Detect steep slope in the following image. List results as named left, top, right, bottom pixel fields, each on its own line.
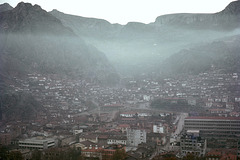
left=161, top=35, right=240, bottom=75
left=218, top=0, right=240, bottom=16
left=50, top=9, right=122, bottom=38
left=0, top=2, right=118, bottom=84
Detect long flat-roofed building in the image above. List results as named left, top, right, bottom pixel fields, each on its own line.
left=19, top=137, right=56, bottom=150
left=184, top=117, right=240, bottom=139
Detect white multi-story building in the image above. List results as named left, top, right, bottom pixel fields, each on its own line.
left=127, top=129, right=146, bottom=147
left=143, top=95, right=151, bottom=101
left=153, top=124, right=164, bottom=133
left=107, top=135, right=127, bottom=145
left=19, top=137, right=56, bottom=150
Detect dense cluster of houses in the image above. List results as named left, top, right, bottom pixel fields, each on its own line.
left=5, top=68, right=240, bottom=122
left=0, top=68, right=240, bottom=159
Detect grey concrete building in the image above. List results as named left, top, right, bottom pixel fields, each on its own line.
left=19, top=137, right=56, bottom=150
left=126, top=129, right=146, bottom=147
left=180, top=130, right=207, bottom=157
left=184, top=116, right=240, bottom=139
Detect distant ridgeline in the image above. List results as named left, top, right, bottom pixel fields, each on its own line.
left=50, top=0, right=240, bottom=75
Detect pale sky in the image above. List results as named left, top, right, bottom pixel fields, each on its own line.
left=1, top=0, right=234, bottom=24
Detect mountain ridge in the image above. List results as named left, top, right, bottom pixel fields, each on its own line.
left=0, top=2, right=119, bottom=85
left=1, top=1, right=240, bottom=77
left=219, top=0, right=240, bottom=15
left=48, top=0, right=240, bottom=75
left=50, top=9, right=123, bottom=38
left=154, top=0, right=240, bottom=30
left=161, top=34, right=240, bottom=75
left=0, top=3, right=13, bottom=13
left=0, top=2, right=75, bottom=35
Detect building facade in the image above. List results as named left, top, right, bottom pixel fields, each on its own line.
left=180, top=130, right=207, bottom=157
left=238, top=138, right=240, bottom=158
left=81, top=145, right=126, bottom=160
left=153, top=124, right=164, bottom=133
left=107, top=135, right=127, bottom=145
left=126, top=129, right=146, bottom=147
left=0, top=133, right=12, bottom=146
left=18, top=137, right=56, bottom=150
left=184, top=117, right=240, bottom=139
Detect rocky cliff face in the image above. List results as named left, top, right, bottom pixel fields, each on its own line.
left=154, top=0, right=240, bottom=29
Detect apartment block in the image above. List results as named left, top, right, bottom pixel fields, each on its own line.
left=180, top=130, right=207, bottom=157
left=126, top=129, right=146, bottom=147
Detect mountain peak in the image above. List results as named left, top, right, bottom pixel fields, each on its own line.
left=0, top=3, right=13, bottom=12
left=50, top=9, right=64, bottom=16
left=16, top=2, right=32, bottom=8
left=0, top=2, right=75, bottom=35
left=13, top=2, right=43, bottom=14
left=51, top=9, right=61, bottom=13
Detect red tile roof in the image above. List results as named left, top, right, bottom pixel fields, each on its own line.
left=220, top=154, right=237, bottom=160
left=118, top=124, right=130, bottom=128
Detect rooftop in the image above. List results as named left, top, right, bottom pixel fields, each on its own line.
left=185, top=116, right=240, bottom=120
left=19, top=137, right=55, bottom=143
